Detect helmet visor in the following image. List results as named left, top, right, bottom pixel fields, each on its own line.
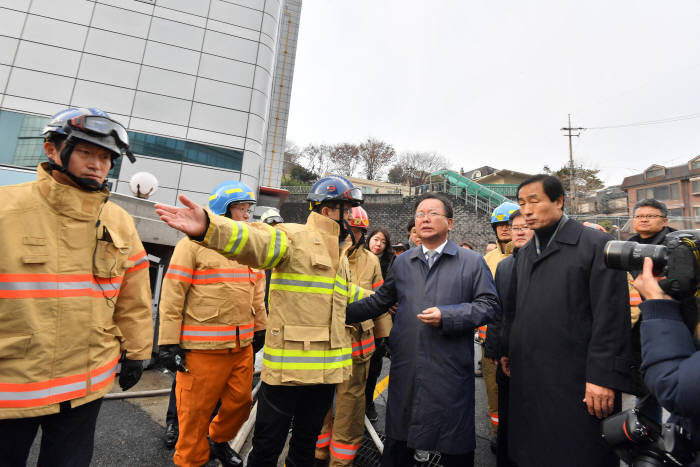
left=67, top=116, right=130, bottom=149
left=343, top=187, right=364, bottom=205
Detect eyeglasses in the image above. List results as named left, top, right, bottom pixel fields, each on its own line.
left=633, top=215, right=665, bottom=219
left=231, top=205, right=254, bottom=214
left=511, top=226, right=530, bottom=232
left=415, top=211, right=448, bottom=220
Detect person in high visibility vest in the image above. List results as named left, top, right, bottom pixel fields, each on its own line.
left=314, top=206, right=392, bottom=466
left=158, top=181, right=266, bottom=467
left=154, top=175, right=385, bottom=467
left=0, top=107, right=153, bottom=467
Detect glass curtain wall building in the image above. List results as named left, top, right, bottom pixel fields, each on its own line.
left=0, top=0, right=302, bottom=204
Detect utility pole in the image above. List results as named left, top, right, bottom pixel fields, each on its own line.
left=560, top=114, right=584, bottom=214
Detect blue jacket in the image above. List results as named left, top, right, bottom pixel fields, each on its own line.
left=347, top=240, right=500, bottom=454
left=640, top=298, right=700, bottom=458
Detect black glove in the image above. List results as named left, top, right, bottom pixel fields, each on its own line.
left=119, top=358, right=144, bottom=391
left=374, top=338, right=387, bottom=358
left=159, top=344, right=185, bottom=373
left=252, top=330, right=266, bottom=354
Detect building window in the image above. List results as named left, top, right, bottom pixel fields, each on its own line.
left=645, top=167, right=664, bottom=179
left=669, top=208, right=683, bottom=217
left=0, top=110, right=243, bottom=173
left=692, top=179, right=700, bottom=194
left=636, top=184, right=679, bottom=201
left=694, top=207, right=700, bottom=221
left=692, top=159, right=700, bottom=170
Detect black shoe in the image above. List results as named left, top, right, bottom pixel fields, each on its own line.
left=366, top=402, right=379, bottom=423
left=313, top=458, right=329, bottom=467
left=490, top=439, right=498, bottom=454
left=165, top=423, right=178, bottom=450
left=208, top=437, right=243, bottom=467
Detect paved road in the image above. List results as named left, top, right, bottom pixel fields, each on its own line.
left=28, top=345, right=497, bottom=466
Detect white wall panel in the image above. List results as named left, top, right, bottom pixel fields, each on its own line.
left=178, top=164, right=240, bottom=193
left=249, top=89, right=268, bottom=118
left=154, top=5, right=207, bottom=28
left=0, top=0, right=30, bottom=10
left=207, top=19, right=259, bottom=42
left=71, top=80, right=135, bottom=115
left=30, top=0, right=94, bottom=25
left=0, top=64, right=10, bottom=92
left=85, top=29, right=146, bottom=63
left=189, top=102, right=248, bottom=136
left=13, top=42, right=81, bottom=77
left=143, top=41, right=200, bottom=75
left=241, top=149, right=261, bottom=176
left=148, top=17, right=204, bottom=50
left=176, top=189, right=211, bottom=208
left=210, top=1, right=262, bottom=30
left=132, top=91, right=191, bottom=126
left=6, top=69, right=73, bottom=104
left=138, top=66, right=196, bottom=100
left=22, top=15, right=88, bottom=51
left=264, top=0, right=281, bottom=18
left=0, top=8, right=25, bottom=37
left=156, top=0, right=210, bottom=17
left=193, top=78, right=251, bottom=111
left=2, top=95, right=65, bottom=116
left=78, top=54, right=140, bottom=88
left=256, top=42, right=273, bottom=73
left=187, top=127, right=245, bottom=150
left=261, top=12, right=277, bottom=39
left=244, top=138, right=262, bottom=156
left=198, top=54, right=254, bottom=87
left=128, top=117, right=187, bottom=139
left=253, top=66, right=272, bottom=93
left=0, top=36, right=18, bottom=65
left=92, top=3, right=151, bottom=38
left=94, top=0, right=154, bottom=15
left=233, top=0, right=265, bottom=11
left=240, top=174, right=258, bottom=192
left=202, top=30, right=258, bottom=64
left=246, top=113, right=264, bottom=142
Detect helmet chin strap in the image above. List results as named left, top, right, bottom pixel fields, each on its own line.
left=50, top=138, right=108, bottom=192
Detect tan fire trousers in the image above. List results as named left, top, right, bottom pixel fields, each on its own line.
left=315, top=358, right=371, bottom=465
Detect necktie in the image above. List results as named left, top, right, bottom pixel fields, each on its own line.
left=426, top=250, right=438, bottom=268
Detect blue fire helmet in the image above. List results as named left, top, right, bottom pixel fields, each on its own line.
left=209, top=181, right=256, bottom=215
left=306, top=175, right=363, bottom=207
left=42, top=107, right=134, bottom=163
left=491, top=201, right=520, bottom=224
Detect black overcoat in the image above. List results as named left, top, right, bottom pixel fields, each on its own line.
left=347, top=240, right=500, bottom=454
left=508, top=219, right=633, bottom=467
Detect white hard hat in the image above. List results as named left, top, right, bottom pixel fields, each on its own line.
left=260, top=207, right=283, bottom=225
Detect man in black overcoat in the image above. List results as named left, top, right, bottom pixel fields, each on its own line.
left=508, top=175, right=633, bottom=467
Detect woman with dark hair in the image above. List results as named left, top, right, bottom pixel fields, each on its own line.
left=366, top=228, right=395, bottom=279
left=364, top=227, right=395, bottom=422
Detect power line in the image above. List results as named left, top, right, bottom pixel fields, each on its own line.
left=585, top=112, right=700, bottom=130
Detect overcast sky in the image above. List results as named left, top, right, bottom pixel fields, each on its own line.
left=285, top=0, right=700, bottom=186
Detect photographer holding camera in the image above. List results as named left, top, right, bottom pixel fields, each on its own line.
left=633, top=256, right=700, bottom=465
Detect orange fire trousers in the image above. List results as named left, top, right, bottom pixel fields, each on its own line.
left=173, top=346, right=253, bottom=467
left=315, top=358, right=371, bottom=466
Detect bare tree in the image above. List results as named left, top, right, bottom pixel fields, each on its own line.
left=358, top=138, right=396, bottom=180
left=398, top=151, right=449, bottom=185
left=330, top=143, right=360, bottom=177
left=298, top=144, right=334, bottom=178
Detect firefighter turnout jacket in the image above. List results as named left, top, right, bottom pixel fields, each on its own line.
left=158, top=237, right=266, bottom=349
left=197, top=210, right=372, bottom=386
left=346, top=246, right=392, bottom=362
left=0, top=163, right=153, bottom=419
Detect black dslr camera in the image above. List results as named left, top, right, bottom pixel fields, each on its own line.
left=605, top=230, right=700, bottom=300
left=605, top=230, right=700, bottom=345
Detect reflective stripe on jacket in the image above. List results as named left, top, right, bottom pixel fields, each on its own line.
left=0, top=163, right=153, bottom=419
left=198, top=211, right=372, bottom=385
left=158, top=237, right=265, bottom=350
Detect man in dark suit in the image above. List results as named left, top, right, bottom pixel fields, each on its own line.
left=347, top=193, right=500, bottom=467
left=507, top=175, right=633, bottom=467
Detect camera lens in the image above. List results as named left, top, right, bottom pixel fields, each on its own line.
left=604, top=241, right=667, bottom=273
